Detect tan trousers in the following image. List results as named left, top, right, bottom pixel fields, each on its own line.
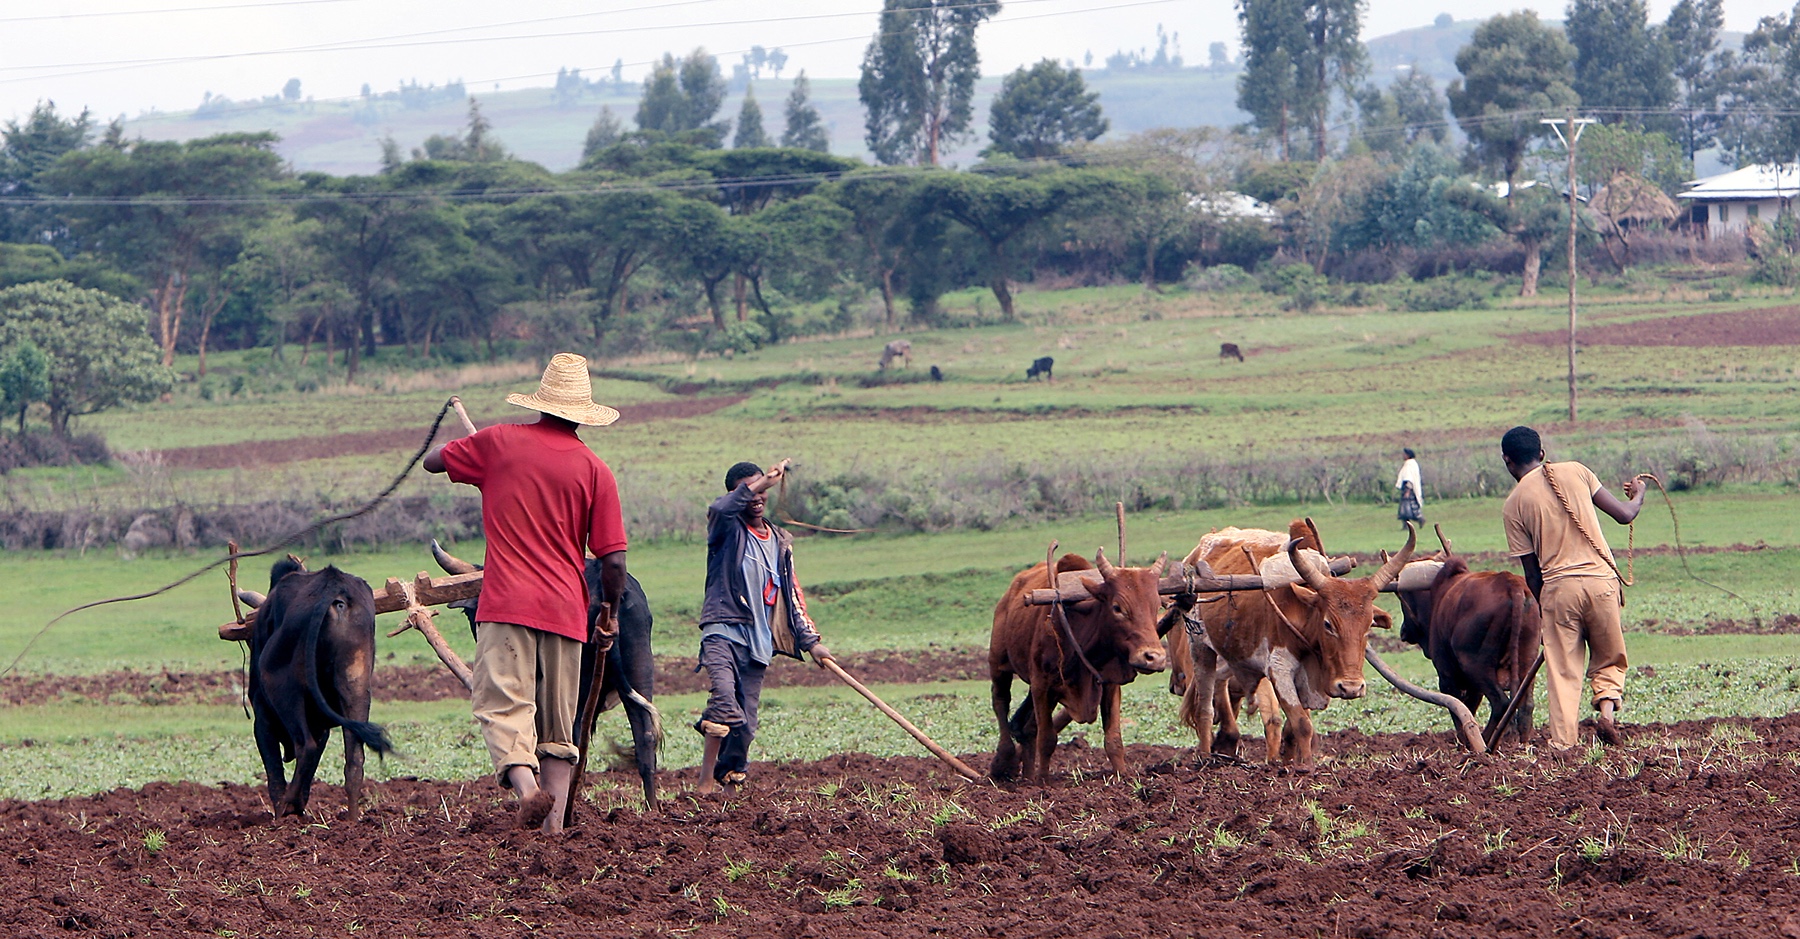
left=472, top=622, right=582, bottom=786
left=1539, top=578, right=1627, bottom=749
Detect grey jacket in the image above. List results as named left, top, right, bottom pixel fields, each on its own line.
left=698, top=483, right=821, bottom=659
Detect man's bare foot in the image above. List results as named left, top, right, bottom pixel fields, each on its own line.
left=517, top=789, right=556, bottom=830
left=1595, top=701, right=1624, bottom=745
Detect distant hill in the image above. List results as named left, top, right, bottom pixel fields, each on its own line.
left=122, top=17, right=1742, bottom=175
left=124, top=68, right=1249, bottom=176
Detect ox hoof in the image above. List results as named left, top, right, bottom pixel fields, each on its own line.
left=516, top=790, right=555, bottom=830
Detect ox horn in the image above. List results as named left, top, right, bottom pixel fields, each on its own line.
left=1434, top=523, right=1454, bottom=558
left=1287, top=538, right=1334, bottom=592
left=432, top=539, right=480, bottom=575
left=1095, top=546, right=1118, bottom=580
left=1150, top=550, right=1168, bottom=578
left=1370, top=522, right=1418, bottom=592
left=237, top=589, right=266, bottom=609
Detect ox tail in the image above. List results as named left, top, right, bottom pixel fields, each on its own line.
left=300, top=595, right=393, bottom=757
left=610, top=648, right=664, bottom=752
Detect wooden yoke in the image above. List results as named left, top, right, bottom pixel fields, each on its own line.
left=385, top=573, right=475, bottom=691
left=218, top=569, right=486, bottom=641
left=1022, top=555, right=1358, bottom=605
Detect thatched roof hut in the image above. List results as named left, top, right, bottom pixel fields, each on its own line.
left=1589, top=172, right=1680, bottom=229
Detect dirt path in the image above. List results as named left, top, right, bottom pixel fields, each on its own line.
left=5, top=715, right=1800, bottom=937
left=155, top=395, right=746, bottom=470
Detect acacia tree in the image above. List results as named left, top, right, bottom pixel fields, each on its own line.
left=0, top=280, right=173, bottom=436
left=985, top=60, right=1108, bottom=159
left=859, top=0, right=1000, bottom=166
left=920, top=168, right=1097, bottom=320
left=44, top=132, right=285, bottom=367
left=825, top=169, right=929, bottom=323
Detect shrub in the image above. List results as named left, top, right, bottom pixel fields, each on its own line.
left=1400, top=278, right=1491, bottom=312
left=1753, top=253, right=1800, bottom=289
left=1181, top=263, right=1254, bottom=292
left=0, top=431, right=109, bottom=473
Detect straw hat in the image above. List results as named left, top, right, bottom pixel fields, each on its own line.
left=505, top=353, right=620, bottom=426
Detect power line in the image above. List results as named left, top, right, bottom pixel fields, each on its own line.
left=0, top=0, right=359, bottom=23
left=0, top=0, right=1054, bottom=81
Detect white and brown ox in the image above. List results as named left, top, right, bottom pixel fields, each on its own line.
left=1177, top=519, right=1414, bottom=769
left=989, top=549, right=1168, bottom=782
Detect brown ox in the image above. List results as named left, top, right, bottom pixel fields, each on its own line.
left=1395, top=556, right=1541, bottom=745
left=1177, top=520, right=1414, bottom=768
left=1166, top=622, right=1279, bottom=760
left=990, top=549, right=1167, bottom=781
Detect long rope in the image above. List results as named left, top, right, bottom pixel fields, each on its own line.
left=1542, top=464, right=1748, bottom=611
left=0, top=398, right=455, bottom=678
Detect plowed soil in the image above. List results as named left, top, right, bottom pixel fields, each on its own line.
left=1512, top=305, right=1800, bottom=347
left=7, top=716, right=1800, bottom=938
left=157, top=395, right=745, bottom=470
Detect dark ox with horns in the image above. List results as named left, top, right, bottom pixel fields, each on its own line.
left=1177, top=520, right=1415, bottom=769
left=242, top=557, right=392, bottom=820
left=989, top=548, right=1169, bottom=782
left=431, top=541, right=664, bottom=806
left=1394, top=544, right=1541, bottom=746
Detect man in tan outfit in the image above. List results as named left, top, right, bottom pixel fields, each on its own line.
left=1500, top=426, right=1645, bottom=750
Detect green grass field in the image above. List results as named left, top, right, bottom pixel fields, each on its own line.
left=2, top=278, right=1798, bottom=800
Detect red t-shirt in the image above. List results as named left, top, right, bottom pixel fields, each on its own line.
left=440, top=421, right=628, bottom=641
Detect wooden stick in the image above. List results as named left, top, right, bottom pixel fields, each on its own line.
left=226, top=540, right=246, bottom=627
left=1115, top=502, right=1126, bottom=566
left=821, top=658, right=982, bottom=781
left=567, top=602, right=612, bottom=829
left=449, top=395, right=478, bottom=436
left=382, top=577, right=474, bottom=690
left=1364, top=647, right=1487, bottom=755
left=1486, top=649, right=1544, bottom=751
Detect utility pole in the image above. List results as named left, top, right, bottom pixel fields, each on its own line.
left=1543, top=112, right=1597, bottom=424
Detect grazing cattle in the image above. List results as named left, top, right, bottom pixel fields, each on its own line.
left=929, top=364, right=943, bottom=381
left=1026, top=356, right=1054, bottom=381
left=1177, top=520, right=1415, bottom=768
left=432, top=542, right=664, bottom=806
left=1219, top=343, right=1245, bottom=363
left=1394, top=552, right=1541, bottom=745
left=989, top=549, right=1168, bottom=782
left=248, top=557, right=391, bottom=820
left=879, top=339, right=913, bottom=370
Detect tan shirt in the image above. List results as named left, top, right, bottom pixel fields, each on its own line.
left=1502, top=462, right=1617, bottom=582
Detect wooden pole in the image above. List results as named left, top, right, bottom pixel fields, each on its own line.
left=381, top=576, right=474, bottom=691
left=1115, top=502, right=1126, bottom=566
left=821, top=658, right=982, bottom=781
left=1486, top=650, right=1544, bottom=751
left=449, top=395, right=478, bottom=436
left=566, top=602, right=611, bottom=827
left=1364, top=647, right=1486, bottom=755
left=1566, top=107, right=1580, bottom=424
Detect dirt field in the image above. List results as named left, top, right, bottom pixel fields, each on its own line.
left=1513, top=305, right=1800, bottom=347
left=5, top=716, right=1800, bottom=938
left=157, top=395, right=746, bottom=470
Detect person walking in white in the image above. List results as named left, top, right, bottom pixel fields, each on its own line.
left=1395, top=448, right=1424, bottom=525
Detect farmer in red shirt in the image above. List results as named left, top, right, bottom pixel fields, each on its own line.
left=424, top=353, right=628, bottom=832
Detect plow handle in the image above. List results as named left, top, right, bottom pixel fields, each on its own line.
left=821, top=658, right=983, bottom=782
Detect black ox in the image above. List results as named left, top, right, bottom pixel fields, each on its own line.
left=245, top=557, right=392, bottom=820
left=431, top=541, right=664, bottom=806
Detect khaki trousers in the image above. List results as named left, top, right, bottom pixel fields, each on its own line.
left=472, top=622, right=582, bottom=786
left=1539, top=577, right=1627, bottom=749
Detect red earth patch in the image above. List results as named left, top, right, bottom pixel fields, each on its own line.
left=1511, top=305, right=1800, bottom=347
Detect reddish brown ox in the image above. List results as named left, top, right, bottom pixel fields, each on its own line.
left=1395, top=555, right=1541, bottom=745
left=990, top=549, right=1168, bottom=782
left=1177, top=519, right=1414, bottom=769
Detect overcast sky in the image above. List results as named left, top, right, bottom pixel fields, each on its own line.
left=2, top=0, right=1794, bottom=125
